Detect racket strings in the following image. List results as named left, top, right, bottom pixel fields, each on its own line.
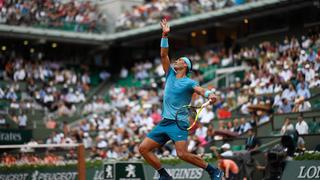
left=175, top=101, right=210, bottom=131
left=188, top=107, right=197, bottom=121
left=176, top=106, right=198, bottom=130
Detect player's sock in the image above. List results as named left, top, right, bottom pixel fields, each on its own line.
left=205, top=164, right=217, bottom=174
left=158, top=168, right=170, bottom=177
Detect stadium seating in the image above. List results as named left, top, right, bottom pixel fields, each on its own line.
left=0, top=4, right=319, bottom=178
left=0, top=0, right=105, bottom=33
left=115, top=0, right=249, bottom=32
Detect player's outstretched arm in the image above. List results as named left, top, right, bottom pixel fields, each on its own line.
left=194, top=86, right=217, bottom=103
left=160, top=19, right=170, bottom=74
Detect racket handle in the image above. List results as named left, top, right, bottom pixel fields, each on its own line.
left=201, top=100, right=211, bottom=108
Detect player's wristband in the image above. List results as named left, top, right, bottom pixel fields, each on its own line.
left=162, top=32, right=168, bottom=37
left=205, top=90, right=212, bottom=98
left=161, top=38, right=169, bottom=48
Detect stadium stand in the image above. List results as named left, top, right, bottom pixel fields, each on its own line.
left=115, top=0, right=248, bottom=32
left=0, top=0, right=319, bottom=179
left=0, top=0, right=106, bottom=33
left=1, top=28, right=319, bottom=160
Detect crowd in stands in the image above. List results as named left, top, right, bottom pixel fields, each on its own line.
left=0, top=139, right=78, bottom=166
left=0, top=0, right=106, bottom=33
left=116, top=0, right=251, bottom=31
left=0, top=50, right=111, bottom=130
left=0, top=151, right=69, bottom=166
left=280, top=116, right=320, bottom=136
left=1, top=28, right=320, bottom=167
left=237, top=35, right=320, bottom=116
left=0, top=0, right=258, bottom=33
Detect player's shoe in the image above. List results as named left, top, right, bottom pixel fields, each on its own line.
left=209, top=168, right=224, bottom=180
left=158, top=175, right=173, bottom=180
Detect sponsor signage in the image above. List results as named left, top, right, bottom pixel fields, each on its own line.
left=106, top=161, right=206, bottom=180
left=31, top=170, right=77, bottom=180
left=0, top=168, right=104, bottom=180
left=0, top=161, right=211, bottom=180
left=0, top=129, right=32, bottom=144
left=115, top=162, right=145, bottom=180
left=104, top=163, right=115, bottom=180
left=281, top=160, right=320, bottom=180
left=152, top=167, right=204, bottom=179
left=144, top=162, right=209, bottom=179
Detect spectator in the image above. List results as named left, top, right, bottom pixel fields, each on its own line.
left=99, top=71, right=111, bottom=81
left=13, top=67, right=26, bottom=81
left=80, top=119, right=90, bottom=132
left=6, top=87, right=17, bottom=100
left=303, top=63, right=315, bottom=83
left=195, top=123, right=208, bottom=139
left=297, top=135, right=306, bottom=152
left=44, top=152, right=58, bottom=165
left=210, top=143, right=234, bottom=159
left=0, top=86, right=5, bottom=99
left=65, top=149, right=77, bottom=160
left=46, top=118, right=57, bottom=129
left=309, top=73, right=320, bottom=88
left=279, top=64, right=292, bottom=82
left=295, top=116, right=309, bottom=135
left=278, top=98, right=292, bottom=114
left=18, top=113, right=27, bottom=129
left=248, top=115, right=257, bottom=130
left=226, top=121, right=233, bottom=131
left=82, top=132, right=93, bottom=149
left=240, top=101, right=251, bottom=115
left=237, top=88, right=249, bottom=105
left=217, top=103, right=232, bottom=119
left=239, top=118, right=251, bottom=134
left=217, top=159, right=240, bottom=180
left=231, top=118, right=240, bottom=134
left=292, top=96, right=311, bottom=112
left=257, top=109, right=270, bottom=125
left=52, top=131, right=63, bottom=144
left=206, top=124, right=216, bottom=142
left=281, top=84, right=297, bottom=103
left=245, top=129, right=260, bottom=151
left=96, top=136, right=108, bottom=149
left=297, top=83, right=311, bottom=99
left=120, top=67, right=129, bottom=79
left=81, top=72, right=91, bottom=89
left=300, top=49, right=309, bottom=62
left=151, top=107, right=162, bottom=125
left=0, top=115, right=6, bottom=127
left=1, top=152, right=17, bottom=166
left=280, top=117, right=294, bottom=135
left=199, top=106, right=214, bottom=124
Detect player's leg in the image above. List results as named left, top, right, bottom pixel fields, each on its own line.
left=166, top=123, right=209, bottom=168
left=138, top=137, right=162, bottom=169
left=175, top=140, right=207, bottom=167
left=175, top=141, right=224, bottom=180
left=139, top=123, right=172, bottom=180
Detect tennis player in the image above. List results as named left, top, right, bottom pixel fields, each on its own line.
left=138, top=19, right=224, bottom=180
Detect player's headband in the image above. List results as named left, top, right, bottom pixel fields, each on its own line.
left=181, top=57, right=192, bottom=72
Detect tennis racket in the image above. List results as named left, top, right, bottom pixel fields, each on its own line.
left=175, top=100, right=211, bottom=131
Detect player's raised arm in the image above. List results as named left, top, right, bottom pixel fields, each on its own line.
left=160, top=19, right=170, bottom=74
